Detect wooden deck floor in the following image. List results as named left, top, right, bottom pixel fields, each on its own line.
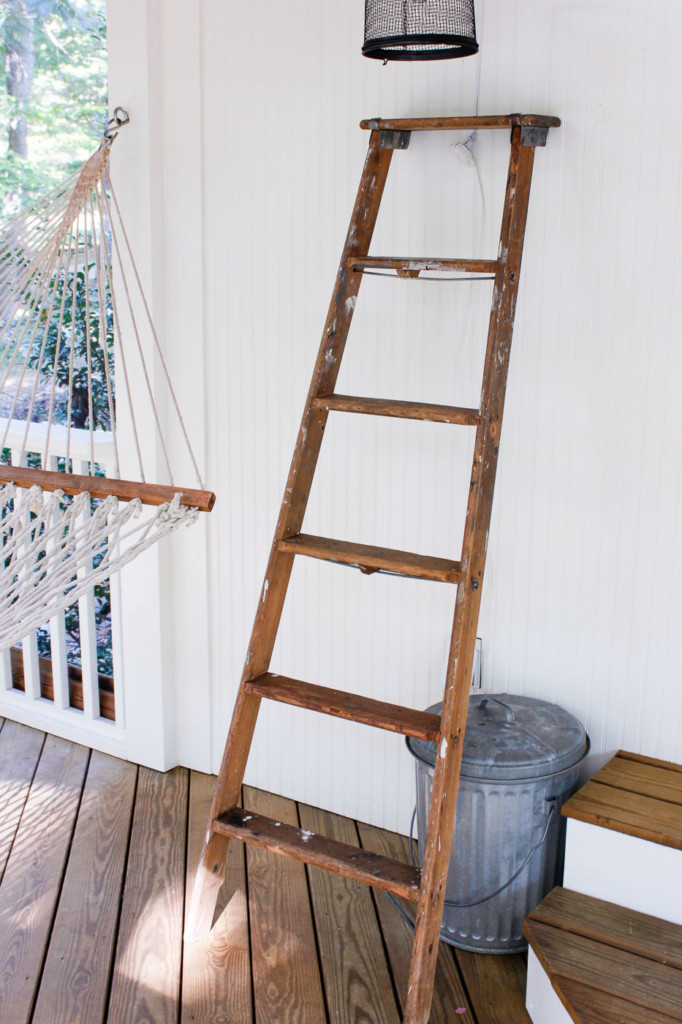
left=0, top=718, right=532, bottom=1024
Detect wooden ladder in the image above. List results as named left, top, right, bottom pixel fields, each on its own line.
left=187, top=112, right=560, bottom=1023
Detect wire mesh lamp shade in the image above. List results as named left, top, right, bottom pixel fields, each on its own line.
left=363, top=0, right=478, bottom=61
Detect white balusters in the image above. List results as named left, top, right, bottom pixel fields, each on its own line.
left=46, top=453, right=70, bottom=710
left=0, top=417, right=123, bottom=750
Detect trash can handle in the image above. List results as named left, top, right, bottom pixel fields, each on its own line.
left=478, top=696, right=516, bottom=724
left=408, top=799, right=557, bottom=908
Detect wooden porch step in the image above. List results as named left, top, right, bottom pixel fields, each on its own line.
left=348, top=255, right=498, bottom=276
left=244, top=672, right=441, bottom=741
left=278, top=533, right=461, bottom=583
left=313, top=394, right=480, bottom=425
left=562, top=749, right=682, bottom=850
left=213, top=807, right=422, bottom=901
left=524, top=887, right=682, bottom=1024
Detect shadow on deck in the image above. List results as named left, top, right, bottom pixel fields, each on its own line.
left=0, top=718, right=531, bottom=1023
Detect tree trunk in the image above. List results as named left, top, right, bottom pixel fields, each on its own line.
left=5, top=0, right=36, bottom=158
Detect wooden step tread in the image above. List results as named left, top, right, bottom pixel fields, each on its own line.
left=526, top=887, right=682, bottom=971
left=313, top=394, right=480, bottom=425
left=244, top=672, right=441, bottom=741
left=524, top=887, right=682, bottom=1023
left=213, top=807, right=422, bottom=901
left=562, top=750, right=682, bottom=849
left=278, top=533, right=461, bottom=583
left=348, top=256, right=498, bottom=276
left=360, top=114, right=562, bottom=132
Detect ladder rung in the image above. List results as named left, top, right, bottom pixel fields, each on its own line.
left=245, top=672, right=441, bottom=741
left=213, top=807, right=422, bottom=901
left=360, top=114, right=561, bottom=132
left=278, top=533, right=461, bottom=583
left=348, top=256, right=498, bottom=276
left=314, top=394, right=480, bottom=426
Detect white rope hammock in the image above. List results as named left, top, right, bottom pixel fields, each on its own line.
left=0, top=109, right=214, bottom=654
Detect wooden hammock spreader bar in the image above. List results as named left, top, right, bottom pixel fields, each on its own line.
left=360, top=113, right=561, bottom=132
left=0, top=464, right=216, bottom=512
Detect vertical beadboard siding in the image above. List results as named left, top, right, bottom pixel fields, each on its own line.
left=109, top=0, right=682, bottom=831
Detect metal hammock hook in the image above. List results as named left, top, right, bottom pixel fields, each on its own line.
left=103, top=107, right=130, bottom=144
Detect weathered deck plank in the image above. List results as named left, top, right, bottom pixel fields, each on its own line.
left=244, top=785, right=327, bottom=1024
left=31, top=752, right=137, bottom=1024
left=0, top=721, right=45, bottom=883
left=0, top=728, right=530, bottom=1024
left=0, top=735, right=90, bottom=1024
left=300, top=802, right=401, bottom=1024
left=356, top=820, right=474, bottom=1022
left=107, top=766, right=188, bottom=1024
left=456, top=948, right=532, bottom=1024
left=181, top=771, right=252, bottom=1024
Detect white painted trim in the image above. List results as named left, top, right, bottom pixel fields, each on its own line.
left=525, top=949, right=574, bottom=1024
left=0, top=690, right=126, bottom=757
left=563, top=818, right=682, bottom=926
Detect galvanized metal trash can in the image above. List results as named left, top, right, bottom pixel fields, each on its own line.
left=407, top=693, right=589, bottom=954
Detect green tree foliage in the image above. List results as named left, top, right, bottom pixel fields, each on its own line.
left=26, top=263, right=115, bottom=430
left=0, top=0, right=111, bottom=674
left=0, top=0, right=107, bottom=216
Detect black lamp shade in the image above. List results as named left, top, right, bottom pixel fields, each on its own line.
left=363, top=0, right=478, bottom=61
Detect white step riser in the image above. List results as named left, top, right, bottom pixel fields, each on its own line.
left=563, top=817, right=682, bottom=926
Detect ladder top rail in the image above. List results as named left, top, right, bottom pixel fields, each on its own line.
left=360, top=113, right=561, bottom=132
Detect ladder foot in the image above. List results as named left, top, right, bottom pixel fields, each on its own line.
left=184, top=832, right=229, bottom=942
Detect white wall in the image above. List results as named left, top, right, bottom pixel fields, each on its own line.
left=108, top=0, right=682, bottom=833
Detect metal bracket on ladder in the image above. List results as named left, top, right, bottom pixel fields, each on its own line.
left=186, top=112, right=560, bottom=1024
left=379, top=128, right=411, bottom=150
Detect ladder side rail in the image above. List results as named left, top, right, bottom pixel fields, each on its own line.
left=405, top=126, right=540, bottom=1024
left=185, top=131, right=396, bottom=941
left=243, top=131, right=396, bottom=677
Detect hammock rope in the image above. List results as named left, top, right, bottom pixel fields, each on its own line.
left=0, top=107, right=214, bottom=655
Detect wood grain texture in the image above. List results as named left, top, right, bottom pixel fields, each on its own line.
left=0, top=721, right=45, bottom=883
left=404, top=124, right=544, bottom=1024
left=356, top=821, right=474, bottom=1023
left=181, top=772, right=252, bottom=1024
left=244, top=786, right=327, bottom=1024
left=617, top=750, right=682, bottom=775
left=590, top=752, right=682, bottom=805
left=300, top=803, right=400, bottom=1024
left=558, top=978, right=680, bottom=1024
left=107, top=767, right=188, bottom=1024
left=216, top=805, right=421, bottom=900
left=31, top=752, right=137, bottom=1024
left=360, top=114, right=561, bottom=131
left=278, top=533, right=461, bottom=583
left=525, top=919, right=682, bottom=1017
left=245, top=673, right=441, bottom=741
left=0, top=735, right=89, bottom=1024
left=347, top=256, right=498, bottom=275
left=456, top=949, right=531, bottom=1024
left=313, top=394, right=480, bottom=426
left=0, top=464, right=215, bottom=511
left=527, top=887, right=682, bottom=970
left=561, top=778, right=682, bottom=849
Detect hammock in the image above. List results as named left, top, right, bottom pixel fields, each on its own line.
left=0, top=109, right=214, bottom=652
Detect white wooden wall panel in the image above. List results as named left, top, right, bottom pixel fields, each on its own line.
left=108, top=0, right=682, bottom=832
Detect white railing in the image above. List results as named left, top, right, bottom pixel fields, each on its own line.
left=0, top=417, right=126, bottom=753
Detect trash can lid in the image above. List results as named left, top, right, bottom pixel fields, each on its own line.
left=407, top=693, right=588, bottom=780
